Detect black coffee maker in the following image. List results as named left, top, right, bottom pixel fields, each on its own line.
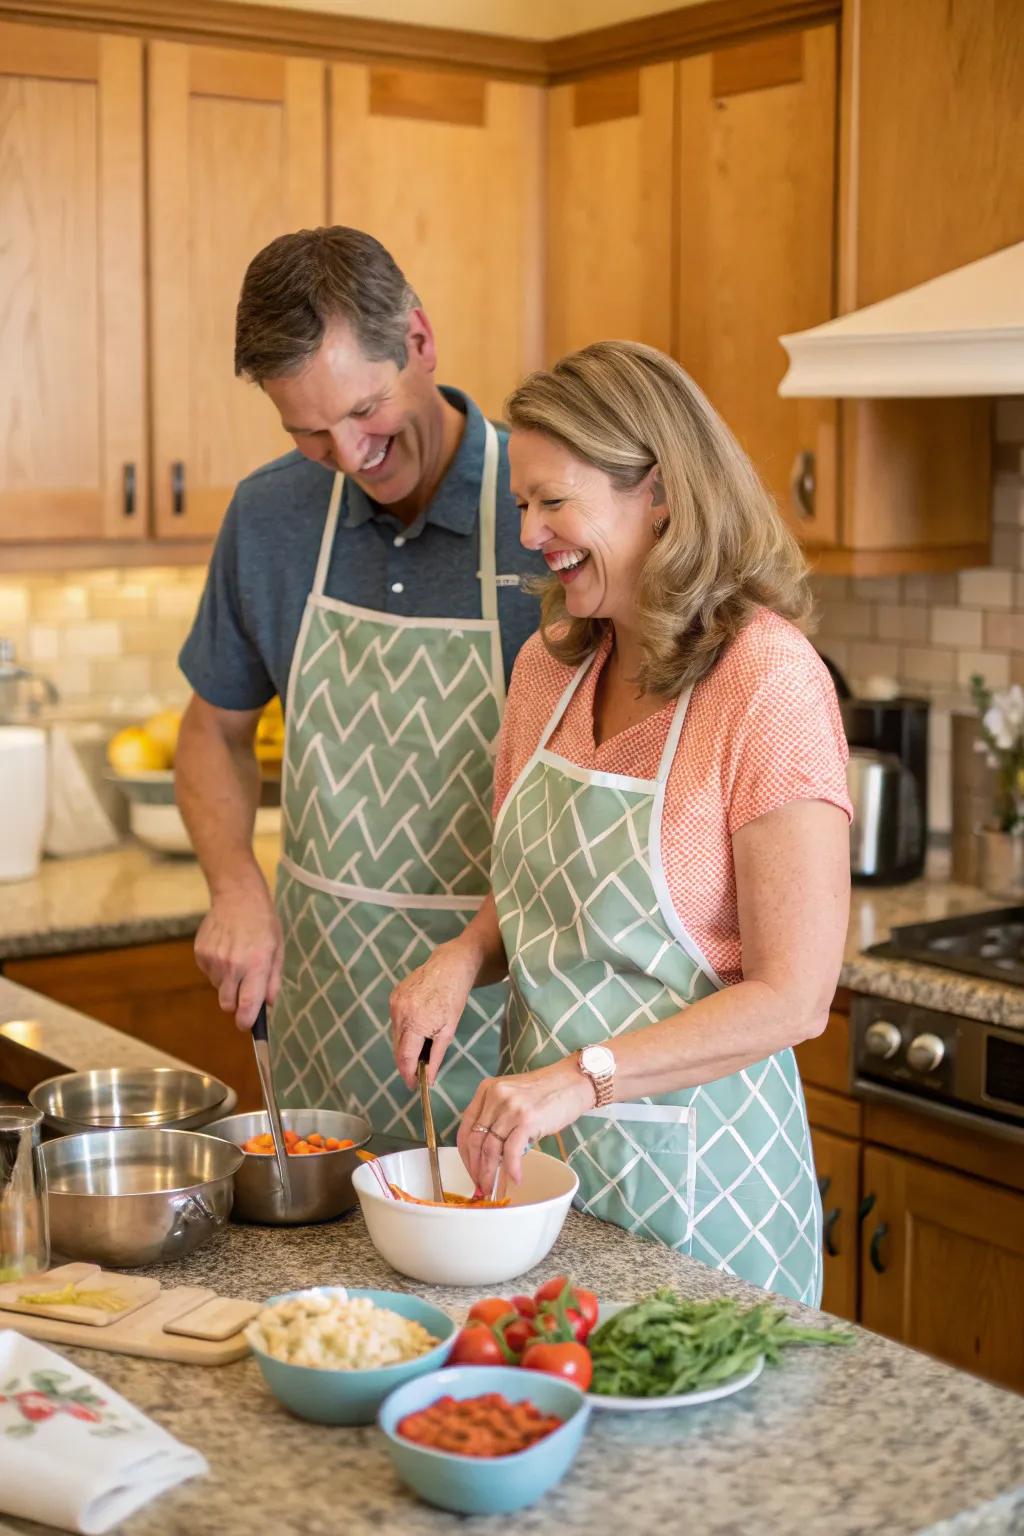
left=820, top=657, right=930, bottom=885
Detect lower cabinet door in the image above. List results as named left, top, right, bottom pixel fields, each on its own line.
left=809, top=1126, right=860, bottom=1321
left=860, top=1146, right=1024, bottom=1393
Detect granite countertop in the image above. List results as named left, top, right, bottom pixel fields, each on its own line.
left=2, top=1213, right=1023, bottom=1536
left=2, top=838, right=1023, bottom=1029
left=0, top=978, right=192, bottom=1096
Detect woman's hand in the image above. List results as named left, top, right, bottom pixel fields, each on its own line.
left=390, top=939, right=481, bottom=1089
left=458, top=1058, right=595, bottom=1192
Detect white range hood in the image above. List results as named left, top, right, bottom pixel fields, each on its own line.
left=779, top=240, right=1024, bottom=399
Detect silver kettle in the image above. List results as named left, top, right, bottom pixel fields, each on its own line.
left=847, top=747, right=923, bottom=884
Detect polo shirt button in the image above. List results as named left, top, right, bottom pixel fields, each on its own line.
left=393, top=535, right=405, bottom=547
left=391, top=582, right=404, bottom=594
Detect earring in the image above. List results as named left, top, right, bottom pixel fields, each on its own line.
left=652, top=517, right=669, bottom=539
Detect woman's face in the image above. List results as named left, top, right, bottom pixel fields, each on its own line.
left=510, top=430, right=658, bottom=629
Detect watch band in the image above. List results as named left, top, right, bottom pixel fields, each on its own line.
left=578, top=1047, right=615, bottom=1108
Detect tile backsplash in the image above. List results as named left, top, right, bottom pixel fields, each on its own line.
left=0, top=566, right=206, bottom=716
left=812, top=399, right=1024, bottom=836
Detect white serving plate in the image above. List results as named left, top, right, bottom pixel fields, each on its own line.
left=586, top=1302, right=765, bottom=1412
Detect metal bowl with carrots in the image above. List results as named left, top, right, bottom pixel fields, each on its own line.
left=208, top=1108, right=371, bottom=1225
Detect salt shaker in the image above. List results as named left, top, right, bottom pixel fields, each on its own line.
left=0, top=1105, right=49, bottom=1283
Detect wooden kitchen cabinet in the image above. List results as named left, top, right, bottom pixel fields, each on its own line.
left=816, top=0, right=1024, bottom=574
left=0, top=21, right=146, bottom=544
left=330, top=63, right=544, bottom=422
left=859, top=1146, right=1024, bottom=1394
left=4, top=941, right=262, bottom=1113
left=148, top=42, right=326, bottom=540
left=810, top=1126, right=860, bottom=1322
left=677, top=26, right=839, bottom=544
left=545, top=65, right=674, bottom=362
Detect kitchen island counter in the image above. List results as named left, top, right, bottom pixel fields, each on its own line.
left=2, top=1209, right=1022, bottom=1536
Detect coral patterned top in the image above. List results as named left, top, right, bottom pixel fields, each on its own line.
left=493, top=607, right=852, bottom=986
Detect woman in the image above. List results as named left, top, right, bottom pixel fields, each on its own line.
left=389, top=341, right=851, bottom=1304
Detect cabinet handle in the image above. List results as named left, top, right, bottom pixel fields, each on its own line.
left=869, top=1221, right=889, bottom=1274
left=857, top=1192, right=876, bottom=1223
left=122, top=462, right=136, bottom=518
left=171, top=461, right=186, bottom=516
left=790, top=450, right=816, bottom=521
left=823, top=1206, right=841, bottom=1259
left=817, top=1174, right=831, bottom=1200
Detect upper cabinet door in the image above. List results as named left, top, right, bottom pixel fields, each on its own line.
left=546, top=65, right=675, bottom=361
left=677, top=27, right=838, bottom=544
left=149, top=44, right=326, bottom=540
left=0, top=22, right=145, bottom=544
left=329, top=65, right=544, bottom=422
left=847, top=0, right=1024, bottom=308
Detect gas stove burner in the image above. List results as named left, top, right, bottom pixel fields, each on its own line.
left=868, top=906, right=1024, bottom=986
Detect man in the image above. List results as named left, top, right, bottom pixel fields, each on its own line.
left=175, top=226, right=544, bottom=1145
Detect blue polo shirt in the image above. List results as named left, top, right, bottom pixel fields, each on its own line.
left=179, top=388, right=546, bottom=709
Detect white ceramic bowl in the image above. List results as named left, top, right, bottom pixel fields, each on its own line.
left=352, top=1147, right=578, bottom=1287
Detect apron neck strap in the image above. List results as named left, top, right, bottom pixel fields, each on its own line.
left=656, top=684, right=693, bottom=783
left=477, top=420, right=500, bottom=624
left=312, top=472, right=345, bottom=599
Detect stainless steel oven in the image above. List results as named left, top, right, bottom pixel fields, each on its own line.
left=850, top=993, right=1024, bottom=1143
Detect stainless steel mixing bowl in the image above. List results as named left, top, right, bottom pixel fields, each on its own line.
left=208, top=1109, right=371, bottom=1225
left=30, top=1067, right=237, bottom=1135
left=41, top=1128, right=243, bottom=1267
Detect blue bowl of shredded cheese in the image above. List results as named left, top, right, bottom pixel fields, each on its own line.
left=246, top=1286, right=456, bottom=1425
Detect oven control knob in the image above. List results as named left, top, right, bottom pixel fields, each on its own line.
left=908, top=1038, right=951, bottom=1075
left=907, top=1032, right=945, bottom=1074
left=864, top=1020, right=901, bottom=1060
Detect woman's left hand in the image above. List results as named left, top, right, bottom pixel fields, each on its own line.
left=457, top=1058, right=595, bottom=1193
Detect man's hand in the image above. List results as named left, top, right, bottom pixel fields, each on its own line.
left=194, top=878, right=284, bottom=1030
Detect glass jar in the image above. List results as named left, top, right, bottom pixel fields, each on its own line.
left=0, top=1105, right=49, bottom=1283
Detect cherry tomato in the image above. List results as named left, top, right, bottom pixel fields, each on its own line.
left=467, top=1297, right=515, bottom=1328
left=521, top=1340, right=593, bottom=1391
left=532, top=1308, right=588, bottom=1345
left=534, top=1276, right=599, bottom=1339
left=449, top=1324, right=505, bottom=1368
left=503, top=1316, right=537, bottom=1356
left=511, top=1294, right=538, bottom=1319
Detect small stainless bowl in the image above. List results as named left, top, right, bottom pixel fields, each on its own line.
left=30, top=1068, right=237, bottom=1135
left=41, top=1128, right=243, bottom=1267
left=208, top=1109, right=371, bottom=1225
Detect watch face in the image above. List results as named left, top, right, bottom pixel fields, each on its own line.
left=582, top=1045, right=615, bottom=1077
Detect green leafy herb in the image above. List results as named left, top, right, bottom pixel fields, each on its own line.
left=588, top=1288, right=852, bottom=1398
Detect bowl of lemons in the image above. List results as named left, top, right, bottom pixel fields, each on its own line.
left=107, top=701, right=283, bottom=853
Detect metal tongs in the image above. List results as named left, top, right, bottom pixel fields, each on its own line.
left=417, top=1039, right=445, bottom=1204
left=251, top=1003, right=291, bottom=1204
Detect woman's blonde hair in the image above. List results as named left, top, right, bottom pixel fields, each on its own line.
left=504, top=340, right=814, bottom=697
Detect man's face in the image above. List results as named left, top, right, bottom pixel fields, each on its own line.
left=262, top=311, right=439, bottom=505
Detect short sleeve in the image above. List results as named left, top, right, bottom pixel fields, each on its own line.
left=178, top=499, right=276, bottom=711
left=491, top=634, right=563, bottom=820
left=727, top=654, right=852, bottom=835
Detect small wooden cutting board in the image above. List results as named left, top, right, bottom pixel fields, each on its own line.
left=0, top=1264, right=161, bottom=1327
left=0, top=1284, right=251, bottom=1365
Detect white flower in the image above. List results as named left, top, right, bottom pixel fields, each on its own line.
left=983, top=685, right=1024, bottom=753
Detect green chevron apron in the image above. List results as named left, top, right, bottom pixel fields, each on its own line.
left=492, top=652, right=823, bottom=1305
left=272, top=422, right=507, bottom=1144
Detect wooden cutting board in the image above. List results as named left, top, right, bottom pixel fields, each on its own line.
left=0, top=1274, right=256, bottom=1366
left=0, top=1264, right=161, bottom=1326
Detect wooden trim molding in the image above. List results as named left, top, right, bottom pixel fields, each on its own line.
left=0, top=0, right=841, bottom=83
left=547, top=0, right=840, bottom=82
left=810, top=544, right=992, bottom=578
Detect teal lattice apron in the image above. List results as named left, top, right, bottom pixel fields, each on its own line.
left=492, top=653, right=823, bottom=1304
left=273, top=422, right=507, bottom=1144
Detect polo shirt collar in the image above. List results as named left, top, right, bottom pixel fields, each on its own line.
left=342, top=386, right=486, bottom=538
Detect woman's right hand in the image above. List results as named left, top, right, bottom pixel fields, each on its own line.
left=390, top=939, right=480, bottom=1089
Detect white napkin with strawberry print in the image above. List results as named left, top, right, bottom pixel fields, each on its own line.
left=0, top=1329, right=208, bottom=1534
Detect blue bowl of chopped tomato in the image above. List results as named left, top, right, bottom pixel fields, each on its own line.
left=377, top=1363, right=591, bottom=1514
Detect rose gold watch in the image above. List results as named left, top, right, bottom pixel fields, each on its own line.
left=577, top=1044, right=616, bottom=1108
